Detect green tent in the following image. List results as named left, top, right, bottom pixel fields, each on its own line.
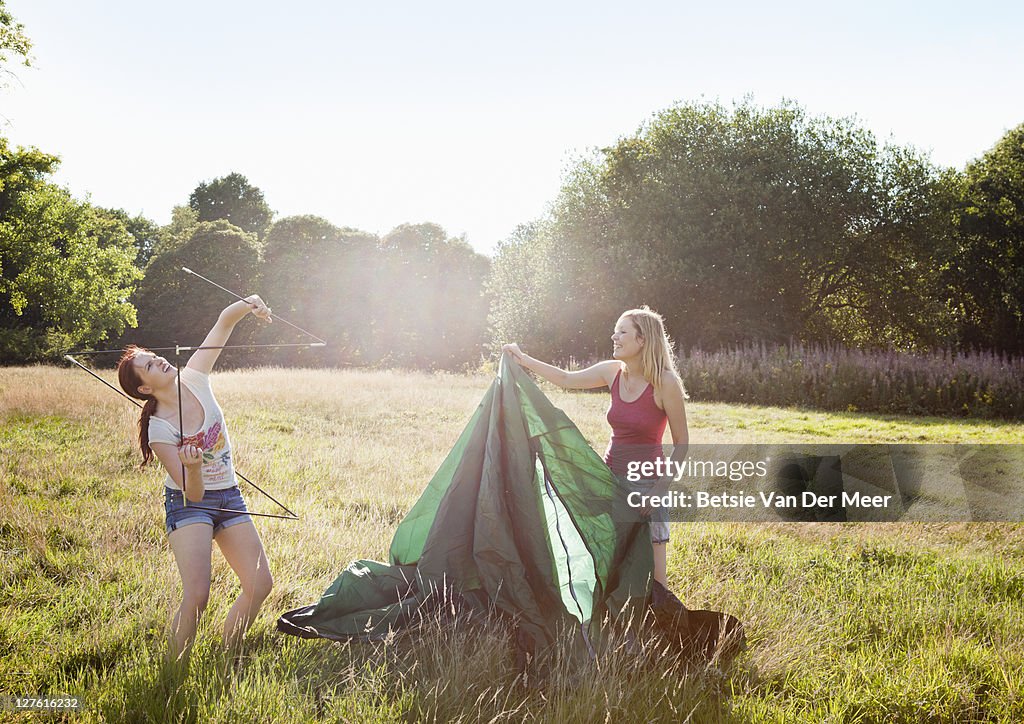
left=278, top=355, right=742, bottom=656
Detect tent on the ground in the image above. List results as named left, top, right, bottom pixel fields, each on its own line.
left=278, top=355, right=743, bottom=659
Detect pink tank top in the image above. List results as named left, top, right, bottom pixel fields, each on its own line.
left=603, top=369, right=668, bottom=477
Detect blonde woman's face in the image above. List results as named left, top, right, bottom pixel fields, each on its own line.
left=611, top=316, right=644, bottom=360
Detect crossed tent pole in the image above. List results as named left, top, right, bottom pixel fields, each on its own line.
left=64, top=267, right=326, bottom=522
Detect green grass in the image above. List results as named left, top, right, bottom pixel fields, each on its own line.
left=1, top=365, right=1022, bottom=722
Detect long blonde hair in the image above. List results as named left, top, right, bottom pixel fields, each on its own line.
left=620, top=306, right=687, bottom=401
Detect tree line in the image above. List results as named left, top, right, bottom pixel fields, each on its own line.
left=2, top=104, right=1022, bottom=369
left=0, top=141, right=493, bottom=368
left=1, top=5, right=1021, bottom=368
left=489, top=102, right=1024, bottom=361
left=128, top=199, right=490, bottom=370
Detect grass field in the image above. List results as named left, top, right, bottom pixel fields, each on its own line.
left=1, top=365, right=1023, bottom=722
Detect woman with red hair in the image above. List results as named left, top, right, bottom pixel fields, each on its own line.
left=117, top=296, right=273, bottom=661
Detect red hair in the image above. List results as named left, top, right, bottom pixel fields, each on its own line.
left=117, top=346, right=158, bottom=467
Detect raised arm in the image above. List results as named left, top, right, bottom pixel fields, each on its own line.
left=502, top=343, right=619, bottom=390
left=187, top=296, right=271, bottom=375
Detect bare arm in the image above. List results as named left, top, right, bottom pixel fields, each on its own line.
left=151, top=442, right=205, bottom=502
left=187, top=295, right=271, bottom=375
left=646, top=373, right=689, bottom=507
left=660, top=372, right=689, bottom=448
left=502, top=344, right=619, bottom=389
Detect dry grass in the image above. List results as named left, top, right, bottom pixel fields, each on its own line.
left=1, top=364, right=1023, bottom=722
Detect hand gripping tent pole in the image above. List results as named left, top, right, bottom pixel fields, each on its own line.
left=63, top=267, right=331, bottom=522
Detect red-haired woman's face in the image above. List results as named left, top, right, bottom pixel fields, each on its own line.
left=611, top=316, right=644, bottom=360
left=129, top=351, right=177, bottom=395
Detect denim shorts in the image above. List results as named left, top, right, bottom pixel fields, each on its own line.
left=164, top=485, right=252, bottom=536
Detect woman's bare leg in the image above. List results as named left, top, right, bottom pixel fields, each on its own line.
left=215, top=522, right=273, bottom=649
left=652, top=542, right=668, bottom=587
left=168, top=524, right=213, bottom=660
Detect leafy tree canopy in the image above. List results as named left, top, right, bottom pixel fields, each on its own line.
left=489, top=100, right=954, bottom=359
left=101, top=208, right=159, bottom=268
left=0, top=139, right=141, bottom=362
left=0, top=0, right=32, bottom=86
left=126, top=220, right=262, bottom=366
left=188, top=172, right=273, bottom=239
left=951, top=122, right=1024, bottom=353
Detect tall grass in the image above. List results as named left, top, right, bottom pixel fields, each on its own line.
left=683, top=343, right=1024, bottom=420
left=1, top=365, right=1023, bottom=722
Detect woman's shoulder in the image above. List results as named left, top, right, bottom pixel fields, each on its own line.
left=659, top=368, right=681, bottom=384
left=147, top=413, right=178, bottom=443
left=658, top=369, right=688, bottom=400
left=181, top=366, right=211, bottom=383
left=180, top=366, right=214, bottom=397
left=598, top=360, right=623, bottom=386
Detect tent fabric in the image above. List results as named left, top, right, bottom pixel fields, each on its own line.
left=277, top=355, right=654, bottom=646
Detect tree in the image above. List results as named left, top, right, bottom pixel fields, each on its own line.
left=259, top=215, right=378, bottom=366
left=101, top=208, right=160, bottom=268
left=145, top=205, right=199, bottom=267
left=188, top=172, right=273, bottom=239
left=488, top=100, right=954, bottom=359
left=950, top=123, right=1024, bottom=354
left=487, top=221, right=578, bottom=362
left=376, top=223, right=490, bottom=369
left=0, top=139, right=141, bottom=362
left=260, top=218, right=490, bottom=369
left=0, top=0, right=32, bottom=87
left=127, top=221, right=261, bottom=367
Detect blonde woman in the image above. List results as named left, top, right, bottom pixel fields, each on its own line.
left=503, top=306, right=688, bottom=587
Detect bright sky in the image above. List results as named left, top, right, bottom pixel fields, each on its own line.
left=3, top=1, right=1022, bottom=255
